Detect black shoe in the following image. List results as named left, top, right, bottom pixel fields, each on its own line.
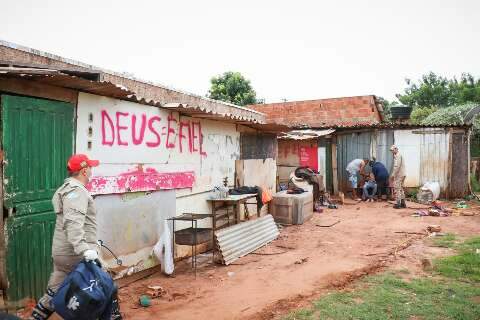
left=393, top=201, right=402, bottom=209
left=401, top=199, right=406, bottom=208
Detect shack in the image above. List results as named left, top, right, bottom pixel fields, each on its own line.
left=249, top=97, right=472, bottom=198
left=0, top=40, right=273, bottom=302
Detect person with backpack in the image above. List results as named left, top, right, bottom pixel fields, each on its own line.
left=31, top=154, right=108, bottom=319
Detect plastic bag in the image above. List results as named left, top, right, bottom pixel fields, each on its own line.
left=153, top=220, right=174, bottom=275
left=422, top=182, right=440, bottom=201
left=262, top=189, right=273, bottom=204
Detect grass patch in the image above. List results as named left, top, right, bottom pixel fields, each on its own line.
left=283, top=309, right=314, bottom=320
left=431, top=233, right=457, bottom=248
left=283, top=237, right=480, bottom=320
left=434, top=237, right=480, bottom=282
left=471, top=175, right=480, bottom=193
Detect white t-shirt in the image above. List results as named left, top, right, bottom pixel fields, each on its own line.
left=346, top=159, right=364, bottom=174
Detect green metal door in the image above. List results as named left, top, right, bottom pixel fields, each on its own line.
left=2, top=94, right=74, bottom=301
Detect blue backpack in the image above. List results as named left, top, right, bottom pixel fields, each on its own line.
left=52, top=260, right=116, bottom=320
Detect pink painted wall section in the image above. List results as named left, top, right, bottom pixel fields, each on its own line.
left=87, top=170, right=195, bottom=195
left=278, top=140, right=319, bottom=169
left=299, top=146, right=318, bottom=171
left=76, top=93, right=240, bottom=195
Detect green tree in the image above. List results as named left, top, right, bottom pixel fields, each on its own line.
left=377, top=97, right=399, bottom=121
left=448, top=73, right=480, bottom=105
left=396, top=72, right=451, bottom=108
left=396, top=72, right=480, bottom=109
left=207, top=71, right=257, bottom=106
left=410, top=106, right=437, bottom=124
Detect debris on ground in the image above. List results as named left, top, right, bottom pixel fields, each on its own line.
left=394, top=231, right=426, bottom=235
left=252, top=249, right=287, bottom=256
left=420, top=258, right=433, bottom=270
left=294, top=257, right=309, bottom=265
left=316, top=220, right=341, bottom=227
left=146, top=285, right=166, bottom=299
left=118, top=201, right=480, bottom=320
left=276, top=244, right=296, bottom=250
left=426, top=225, right=442, bottom=233
left=139, top=295, right=151, bottom=307
left=412, top=201, right=453, bottom=217
left=456, top=201, right=468, bottom=209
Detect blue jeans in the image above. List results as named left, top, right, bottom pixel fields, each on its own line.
left=348, top=172, right=358, bottom=188
left=363, top=181, right=377, bottom=199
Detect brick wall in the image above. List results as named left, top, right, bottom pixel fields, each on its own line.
left=248, top=95, right=382, bottom=128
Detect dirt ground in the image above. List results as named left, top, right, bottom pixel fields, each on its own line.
left=118, top=200, right=480, bottom=320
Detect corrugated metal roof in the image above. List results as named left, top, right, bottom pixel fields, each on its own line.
left=0, top=40, right=264, bottom=116
left=301, top=122, right=472, bottom=130
left=0, top=67, right=265, bottom=124
left=279, top=129, right=335, bottom=140
left=215, top=215, right=279, bottom=265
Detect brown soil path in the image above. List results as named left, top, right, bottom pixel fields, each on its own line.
left=118, top=201, right=480, bottom=320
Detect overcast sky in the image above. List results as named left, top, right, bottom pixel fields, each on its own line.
left=1, top=0, right=479, bottom=103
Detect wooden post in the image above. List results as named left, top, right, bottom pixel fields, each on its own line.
left=446, top=128, right=453, bottom=200
left=332, top=138, right=338, bottom=195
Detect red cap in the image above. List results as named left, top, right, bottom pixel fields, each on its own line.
left=67, top=154, right=100, bottom=172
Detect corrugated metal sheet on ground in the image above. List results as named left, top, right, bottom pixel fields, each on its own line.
left=215, top=215, right=279, bottom=265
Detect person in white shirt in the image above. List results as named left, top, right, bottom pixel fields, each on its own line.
left=346, top=158, right=368, bottom=200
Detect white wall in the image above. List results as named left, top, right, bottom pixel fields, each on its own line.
left=76, top=93, right=239, bottom=196
left=393, top=130, right=421, bottom=187
left=393, top=128, right=450, bottom=191
left=318, top=146, right=326, bottom=177
left=76, top=93, right=241, bottom=272
left=95, top=190, right=175, bottom=274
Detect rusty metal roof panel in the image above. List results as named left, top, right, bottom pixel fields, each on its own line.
left=0, top=68, right=265, bottom=124
left=298, top=123, right=472, bottom=130
left=214, top=215, right=279, bottom=265
left=279, top=128, right=335, bottom=140
left=0, top=68, right=134, bottom=98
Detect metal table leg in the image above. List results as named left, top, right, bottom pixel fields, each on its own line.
left=194, top=220, right=197, bottom=278
left=212, top=204, right=216, bottom=264
left=172, top=220, right=176, bottom=266
left=191, top=219, right=194, bottom=270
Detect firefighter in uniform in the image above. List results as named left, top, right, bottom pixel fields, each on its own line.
left=32, top=154, right=100, bottom=319
left=390, top=145, right=407, bottom=209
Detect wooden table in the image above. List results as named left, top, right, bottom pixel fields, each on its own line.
left=206, top=194, right=259, bottom=232
left=207, top=194, right=259, bottom=263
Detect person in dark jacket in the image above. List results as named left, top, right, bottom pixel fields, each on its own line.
left=370, top=160, right=389, bottom=200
